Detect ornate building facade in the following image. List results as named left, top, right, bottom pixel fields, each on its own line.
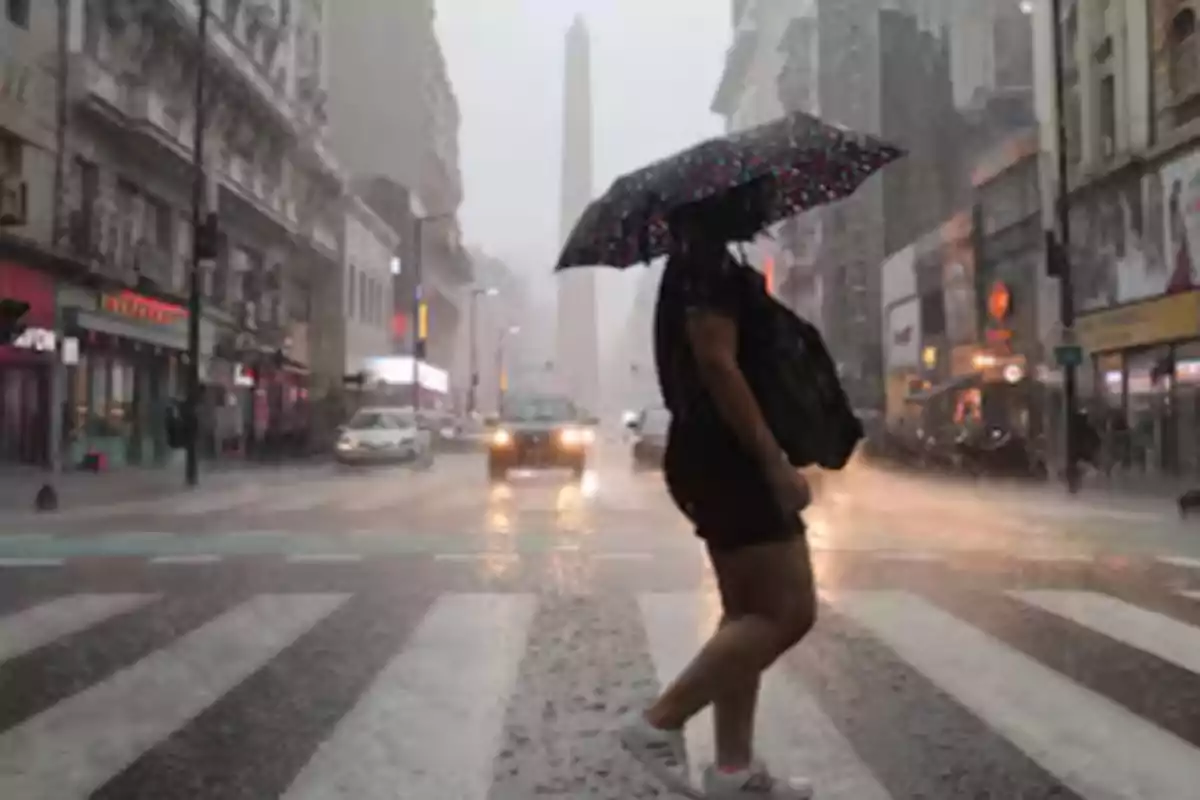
left=0, top=0, right=405, bottom=466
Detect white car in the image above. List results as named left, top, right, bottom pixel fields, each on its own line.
left=335, top=407, right=430, bottom=465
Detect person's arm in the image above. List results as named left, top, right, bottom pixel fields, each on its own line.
left=685, top=309, right=785, bottom=472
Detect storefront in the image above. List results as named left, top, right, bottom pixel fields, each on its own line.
left=61, top=288, right=216, bottom=468
left=0, top=261, right=56, bottom=465
left=1076, top=289, right=1200, bottom=474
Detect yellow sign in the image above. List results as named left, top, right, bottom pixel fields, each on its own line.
left=499, top=369, right=508, bottom=392
left=417, top=302, right=428, bottom=340
left=1077, top=290, right=1200, bottom=353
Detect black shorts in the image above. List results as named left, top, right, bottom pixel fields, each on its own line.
left=663, top=431, right=804, bottom=552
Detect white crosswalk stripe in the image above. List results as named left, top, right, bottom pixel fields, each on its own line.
left=282, top=594, right=534, bottom=800
left=834, top=590, right=1200, bottom=799
left=1012, top=590, right=1200, bottom=676
left=0, top=593, right=347, bottom=799
left=0, top=586, right=1197, bottom=797
left=0, top=594, right=156, bottom=663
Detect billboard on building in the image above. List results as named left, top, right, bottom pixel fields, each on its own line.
left=880, top=244, right=920, bottom=372
left=1069, top=153, right=1200, bottom=313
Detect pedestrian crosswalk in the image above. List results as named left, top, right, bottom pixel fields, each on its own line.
left=1, top=586, right=1199, bottom=798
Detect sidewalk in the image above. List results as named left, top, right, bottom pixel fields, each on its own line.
left=0, top=457, right=332, bottom=515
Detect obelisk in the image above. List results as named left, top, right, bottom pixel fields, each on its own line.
left=555, top=15, right=601, bottom=414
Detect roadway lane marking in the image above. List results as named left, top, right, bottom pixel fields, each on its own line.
left=433, top=553, right=520, bottom=562
left=593, top=552, right=653, bottom=561
left=0, top=594, right=156, bottom=664
left=834, top=590, right=1200, bottom=799
left=285, top=553, right=363, bottom=564
left=1159, top=555, right=1200, bottom=570
left=0, top=593, right=346, bottom=798
left=1018, top=553, right=1093, bottom=563
left=640, top=592, right=891, bottom=798
left=873, top=551, right=944, bottom=562
left=0, top=558, right=63, bottom=567
left=282, top=593, right=534, bottom=800
left=149, top=554, right=222, bottom=565
left=1012, top=590, right=1200, bottom=676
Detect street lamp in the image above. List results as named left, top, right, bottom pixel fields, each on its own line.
left=496, top=325, right=520, bottom=410
left=408, top=209, right=455, bottom=412
left=467, top=286, right=499, bottom=416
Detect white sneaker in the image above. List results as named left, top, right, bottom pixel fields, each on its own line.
left=617, top=711, right=696, bottom=796
left=701, top=761, right=813, bottom=799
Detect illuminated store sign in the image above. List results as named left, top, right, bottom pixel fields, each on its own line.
left=102, top=291, right=186, bottom=325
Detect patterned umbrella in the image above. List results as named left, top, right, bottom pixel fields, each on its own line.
left=555, top=111, right=904, bottom=271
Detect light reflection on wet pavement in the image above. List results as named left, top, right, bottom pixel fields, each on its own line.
left=0, top=446, right=1198, bottom=798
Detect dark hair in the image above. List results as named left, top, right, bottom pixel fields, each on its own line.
left=668, top=179, right=767, bottom=252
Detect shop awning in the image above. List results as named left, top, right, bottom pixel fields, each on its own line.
left=904, top=373, right=979, bottom=405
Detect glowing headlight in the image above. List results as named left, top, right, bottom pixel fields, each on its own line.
left=492, top=429, right=513, bottom=447
left=560, top=427, right=595, bottom=446
left=336, top=437, right=356, bottom=452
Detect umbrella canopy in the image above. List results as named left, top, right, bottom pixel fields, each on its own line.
left=555, top=110, right=904, bottom=271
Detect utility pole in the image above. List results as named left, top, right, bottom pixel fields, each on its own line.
left=185, top=0, right=212, bottom=487
left=408, top=211, right=453, bottom=412
left=410, top=218, right=423, bottom=412
left=1048, top=0, right=1080, bottom=493
left=467, top=285, right=498, bottom=415
left=38, top=0, right=71, bottom=510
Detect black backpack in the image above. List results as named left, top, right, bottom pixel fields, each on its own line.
left=737, top=269, right=864, bottom=470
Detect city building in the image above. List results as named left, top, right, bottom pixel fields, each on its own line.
left=326, top=0, right=471, bottom=390
left=1029, top=0, right=1200, bottom=475
left=309, top=196, right=397, bottom=391
left=711, top=0, right=803, bottom=318
left=555, top=15, right=601, bottom=415
left=460, top=249, right=532, bottom=414
left=1, top=0, right=61, bottom=464
left=0, top=0, right=417, bottom=468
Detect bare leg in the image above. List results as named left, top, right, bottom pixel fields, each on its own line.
left=643, top=537, right=816, bottom=769
left=711, top=616, right=761, bottom=769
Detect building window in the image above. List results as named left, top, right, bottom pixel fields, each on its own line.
left=1098, top=74, right=1116, bottom=158
left=0, top=132, right=21, bottom=176
left=1170, top=8, right=1198, bottom=98
left=6, top=0, right=30, bottom=29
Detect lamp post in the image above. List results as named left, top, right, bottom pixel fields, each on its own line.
left=496, top=325, right=520, bottom=410
left=1029, top=0, right=1080, bottom=493
left=467, top=286, right=499, bottom=416
left=185, top=0, right=213, bottom=487
left=408, top=210, right=454, bottom=412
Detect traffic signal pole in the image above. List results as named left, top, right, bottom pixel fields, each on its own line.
left=410, top=218, right=423, bottom=412
left=185, top=0, right=211, bottom=487
left=1049, top=0, right=1081, bottom=493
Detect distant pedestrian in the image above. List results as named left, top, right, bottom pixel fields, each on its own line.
left=618, top=196, right=816, bottom=799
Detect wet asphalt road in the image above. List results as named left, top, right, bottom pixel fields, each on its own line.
left=1, top=444, right=1199, bottom=798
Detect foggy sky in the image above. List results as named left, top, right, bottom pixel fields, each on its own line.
left=436, top=0, right=729, bottom=357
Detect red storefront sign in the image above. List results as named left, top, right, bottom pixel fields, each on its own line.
left=101, top=290, right=187, bottom=325
left=0, top=262, right=55, bottom=328
left=0, top=262, right=55, bottom=364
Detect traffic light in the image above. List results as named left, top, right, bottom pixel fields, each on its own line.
left=195, top=212, right=219, bottom=261
left=0, top=298, right=30, bottom=346
left=1045, top=231, right=1065, bottom=278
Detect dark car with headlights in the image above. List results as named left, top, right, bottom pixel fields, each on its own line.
left=487, top=393, right=597, bottom=481
left=628, top=406, right=670, bottom=470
